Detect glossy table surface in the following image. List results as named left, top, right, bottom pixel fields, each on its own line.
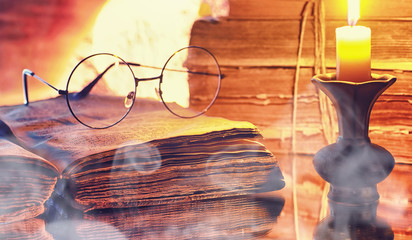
left=1, top=151, right=410, bottom=239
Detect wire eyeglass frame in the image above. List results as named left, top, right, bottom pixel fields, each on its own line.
left=22, top=46, right=222, bottom=129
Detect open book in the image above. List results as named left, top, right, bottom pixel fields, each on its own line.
left=0, top=96, right=284, bottom=223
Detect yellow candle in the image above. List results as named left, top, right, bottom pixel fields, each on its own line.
left=336, top=0, right=371, bottom=82
left=336, top=26, right=371, bottom=82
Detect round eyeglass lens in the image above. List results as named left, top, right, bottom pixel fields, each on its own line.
left=66, top=53, right=136, bottom=129
left=159, top=46, right=221, bottom=118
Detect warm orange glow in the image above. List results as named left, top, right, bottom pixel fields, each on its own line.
left=91, top=0, right=204, bottom=108
left=347, top=0, right=360, bottom=26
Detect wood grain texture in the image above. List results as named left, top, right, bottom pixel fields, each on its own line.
left=190, top=14, right=412, bottom=162
left=228, top=0, right=412, bottom=20
left=191, top=19, right=412, bottom=70
left=204, top=64, right=411, bottom=163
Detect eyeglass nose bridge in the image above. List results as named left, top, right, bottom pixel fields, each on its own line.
left=128, top=74, right=163, bottom=107
left=134, top=75, right=162, bottom=83
left=134, top=75, right=163, bottom=97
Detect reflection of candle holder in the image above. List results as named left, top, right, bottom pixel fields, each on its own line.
left=311, top=73, right=396, bottom=239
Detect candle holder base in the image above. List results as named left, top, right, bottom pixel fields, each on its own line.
left=314, top=215, right=394, bottom=240
left=311, top=73, right=396, bottom=240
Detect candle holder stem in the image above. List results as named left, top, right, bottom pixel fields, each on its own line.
left=311, top=73, right=396, bottom=239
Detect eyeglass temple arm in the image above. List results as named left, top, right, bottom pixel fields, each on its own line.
left=73, top=62, right=135, bottom=100
left=130, top=62, right=222, bottom=77
left=22, top=69, right=67, bottom=105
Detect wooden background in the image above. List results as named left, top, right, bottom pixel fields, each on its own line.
left=190, top=1, right=411, bottom=239
left=189, top=0, right=412, bottom=165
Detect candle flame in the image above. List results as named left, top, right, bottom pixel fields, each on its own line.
left=347, top=0, right=360, bottom=26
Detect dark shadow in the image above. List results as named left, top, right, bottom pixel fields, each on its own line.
left=314, top=215, right=393, bottom=240
left=314, top=199, right=393, bottom=240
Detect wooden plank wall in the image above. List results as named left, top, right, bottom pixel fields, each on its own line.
left=190, top=0, right=412, bottom=164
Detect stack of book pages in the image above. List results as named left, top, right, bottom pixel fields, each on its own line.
left=0, top=96, right=285, bottom=224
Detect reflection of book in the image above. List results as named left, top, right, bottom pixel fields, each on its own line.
left=0, top=217, right=52, bottom=239
left=0, top=96, right=284, bottom=223
left=47, top=195, right=284, bottom=240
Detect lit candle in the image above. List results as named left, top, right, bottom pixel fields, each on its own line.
left=336, top=0, right=371, bottom=82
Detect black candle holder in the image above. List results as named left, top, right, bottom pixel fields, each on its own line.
left=311, top=73, right=396, bottom=239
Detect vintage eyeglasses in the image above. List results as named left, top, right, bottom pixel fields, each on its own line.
left=23, top=46, right=222, bottom=129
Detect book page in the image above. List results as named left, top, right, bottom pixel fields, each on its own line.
left=0, top=139, right=59, bottom=223
left=0, top=96, right=258, bottom=171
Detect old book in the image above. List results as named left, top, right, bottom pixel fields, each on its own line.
left=0, top=96, right=284, bottom=223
